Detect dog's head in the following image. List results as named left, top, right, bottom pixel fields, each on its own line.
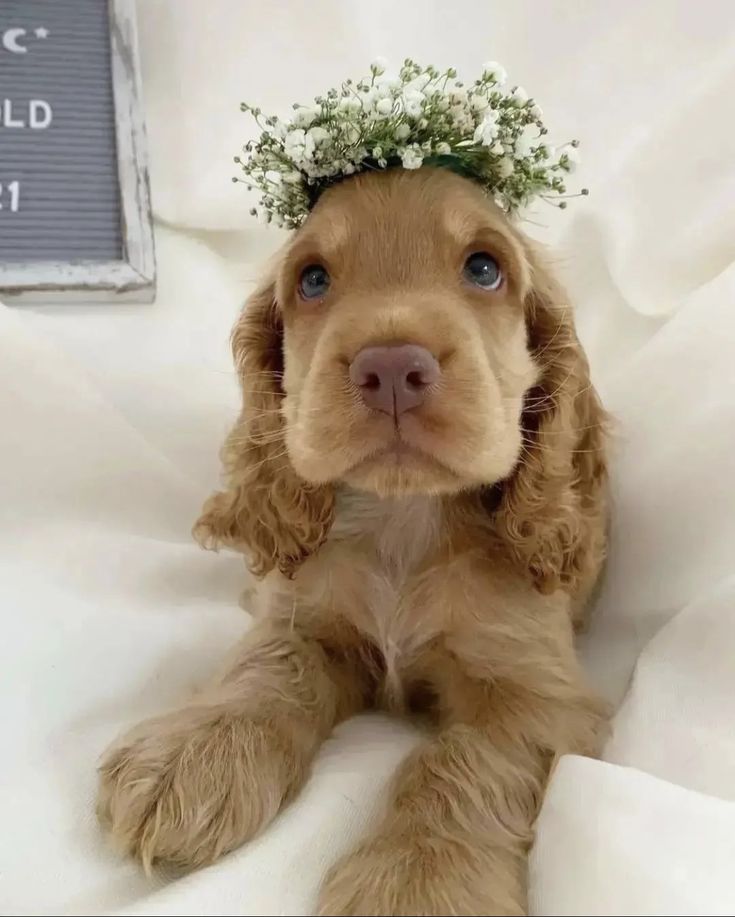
left=280, top=168, right=536, bottom=496
left=197, top=167, right=607, bottom=592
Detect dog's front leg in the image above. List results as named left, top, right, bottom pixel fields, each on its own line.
left=98, top=619, right=368, bottom=872
left=318, top=633, right=606, bottom=916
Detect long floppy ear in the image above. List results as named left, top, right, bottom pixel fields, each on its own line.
left=193, top=273, right=334, bottom=578
left=494, top=243, right=609, bottom=607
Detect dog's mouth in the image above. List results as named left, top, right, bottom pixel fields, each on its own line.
left=289, top=394, right=488, bottom=493
left=378, top=437, right=433, bottom=465
left=346, top=428, right=460, bottom=479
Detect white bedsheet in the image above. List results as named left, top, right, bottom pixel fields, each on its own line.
left=2, top=1, right=734, bottom=914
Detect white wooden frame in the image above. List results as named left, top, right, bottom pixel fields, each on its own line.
left=0, top=0, right=155, bottom=304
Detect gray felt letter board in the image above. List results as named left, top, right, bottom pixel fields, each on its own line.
left=0, top=0, right=155, bottom=303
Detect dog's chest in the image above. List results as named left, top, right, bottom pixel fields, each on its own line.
left=324, top=491, right=447, bottom=692
left=332, top=489, right=440, bottom=580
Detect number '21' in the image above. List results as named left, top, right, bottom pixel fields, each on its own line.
left=0, top=181, right=20, bottom=212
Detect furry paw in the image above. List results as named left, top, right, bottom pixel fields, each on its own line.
left=317, top=834, right=525, bottom=916
left=98, top=703, right=297, bottom=871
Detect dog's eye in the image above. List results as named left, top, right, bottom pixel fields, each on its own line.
left=298, top=264, right=330, bottom=300
left=463, top=252, right=503, bottom=291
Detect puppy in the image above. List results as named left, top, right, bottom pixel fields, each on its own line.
left=98, top=167, right=609, bottom=916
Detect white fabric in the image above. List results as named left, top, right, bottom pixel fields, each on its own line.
left=1, top=1, right=735, bottom=914
left=531, top=757, right=735, bottom=917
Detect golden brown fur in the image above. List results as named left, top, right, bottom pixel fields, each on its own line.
left=98, top=168, right=609, bottom=915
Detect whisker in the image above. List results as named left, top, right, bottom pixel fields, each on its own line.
left=524, top=364, right=577, bottom=409
left=518, top=422, right=603, bottom=437
left=206, top=369, right=285, bottom=378
left=237, top=390, right=287, bottom=397
left=237, top=449, right=292, bottom=474
left=520, top=436, right=603, bottom=455
left=532, top=309, right=568, bottom=364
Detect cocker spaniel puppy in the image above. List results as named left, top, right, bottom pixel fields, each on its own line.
left=98, top=167, right=609, bottom=916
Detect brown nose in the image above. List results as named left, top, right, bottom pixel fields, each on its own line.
left=349, top=344, right=440, bottom=416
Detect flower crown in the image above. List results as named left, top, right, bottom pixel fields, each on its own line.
left=235, top=58, right=587, bottom=229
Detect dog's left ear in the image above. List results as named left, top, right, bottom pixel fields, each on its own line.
left=194, top=267, right=334, bottom=578
left=495, top=241, right=609, bottom=606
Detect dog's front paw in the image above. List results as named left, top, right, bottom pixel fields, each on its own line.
left=317, top=834, right=525, bottom=916
left=98, top=704, right=295, bottom=871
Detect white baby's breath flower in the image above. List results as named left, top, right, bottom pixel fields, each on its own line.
left=497, top=157, right=514, bottom=178
left=474, top=112, right=499, bottom=146
left=401, top=90, right=424, bottom=118
left=302, top=134, right=316, bottom=161
left=482, top=61, right=507, bottom=85
left=307, top=126, right=330, bottom=146
left=236, top=56, right=585, bottom=228
left=370, top=56, right=388, bottom=76
left=401, top=146, right=423, bottom=169
left=376, top=74, right=401, bottom=93
left=562, top=145, right=581, bottom=173
left=284, top=128, right=308, bottom=160
left=514, top=124, right=539, bottom=158
left=405, top=74, right=431, bottom=93
left=339, top=96, right=361, bottom=113
left=451, top=109, right=474, bottom=133
left=449, top=88, right=468, bottom=107
left=292, top=106, right=319, bottom=128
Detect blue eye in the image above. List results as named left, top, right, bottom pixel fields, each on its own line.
left=298, top=264, right=330, bottom=299
left=463, top=252, right=503, bottom=290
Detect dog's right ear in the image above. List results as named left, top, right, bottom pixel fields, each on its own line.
left=493, top=241, right=609, bottom=607
left=193, top=272, right=334, bottom=578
